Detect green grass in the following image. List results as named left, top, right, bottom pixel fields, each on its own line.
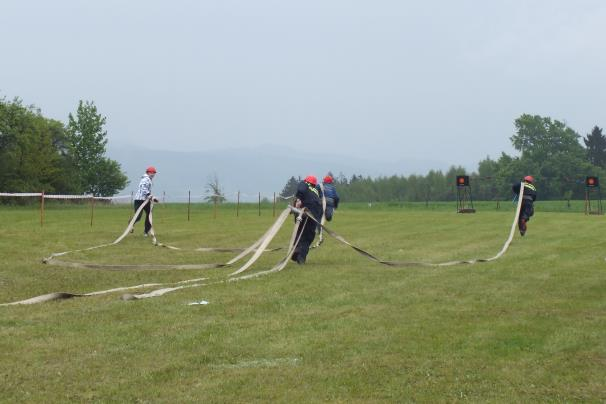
left=1, top=202, right=605, bottom=402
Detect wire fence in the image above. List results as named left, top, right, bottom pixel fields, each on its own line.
left=1, top=189, right=598, bottom=229
left=0, top=191, right=294, bottom=227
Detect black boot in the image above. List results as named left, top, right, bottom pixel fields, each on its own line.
left=519, top=219, right=526, bottom=236
left=291, top=251, right=299, bottom=263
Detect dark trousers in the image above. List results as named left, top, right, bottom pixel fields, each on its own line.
left=518, top=201, right=534, bottom=231
left=324, top=206, right=334, bottom=221
left=292, top=217, right=317, bottom=264
left=133, top=200, right=152, bottom=233
left=519, top=201, right=534, bottom=222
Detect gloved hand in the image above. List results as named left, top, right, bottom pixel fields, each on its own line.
left=152, top=197, right=159, bottom=203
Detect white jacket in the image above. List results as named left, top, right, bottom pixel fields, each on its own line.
left=134, top=174, right=153, bottom=201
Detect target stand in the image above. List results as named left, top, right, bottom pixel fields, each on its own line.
left=584, top=176, right=603, bottom=215
left=456, top=175, right=476, bottom=213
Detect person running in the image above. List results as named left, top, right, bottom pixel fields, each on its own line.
left=319, top=173, right=340, bottom=222
left=132, top=166, right=159, bottom=236
left=512, top=175, right=537, bottom=236
left=291, top=175, right=322, bottom=264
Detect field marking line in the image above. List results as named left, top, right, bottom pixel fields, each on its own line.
left=210, top=357, right=302, bottom=369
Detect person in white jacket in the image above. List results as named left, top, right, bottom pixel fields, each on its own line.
left=132, top=166, right=158, bottom=236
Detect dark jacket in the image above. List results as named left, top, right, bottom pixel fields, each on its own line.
left=296, top=181, right=322, bottom=219
left=319, top=183, right=340, bottom=208
left=512, top=181, right=537, bottom=201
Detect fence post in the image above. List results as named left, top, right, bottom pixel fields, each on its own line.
left=90, top=196, right=95, bottom=227
left=214, top=197, right=217, bottom=219
left=273, top=192, right=276, bottom=217
left=187, top=190, right=191, bottom=221
left=237, top=191, right=240, bottom=217
left=163, top=191, right=166, bottom=203
left=258, top=192, right=261, bottom=216
left=129, top=191, right=134, bottom=221
left=40, top=191, right=45, bottom=227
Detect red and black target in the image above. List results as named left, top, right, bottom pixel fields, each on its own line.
left=586, top=176, right=600, bottom=187
left=456, top=175, right=469, bottom=187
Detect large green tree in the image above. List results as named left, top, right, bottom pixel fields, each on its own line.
left=583, top=126, right=606, bottom=168
left=510, top=114, right=597, bottom=199
left=490, top=115, right=588, bottom=199
left=0, top=98, right=74, bottom=193
left=66, top=100, right=127, bottom=195
left=511, top=114, right=584, bottom=160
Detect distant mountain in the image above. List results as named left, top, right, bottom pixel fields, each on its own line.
left=107, top=143, right=460, bottom=202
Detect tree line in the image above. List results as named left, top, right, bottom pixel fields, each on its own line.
left=0, top=97, right=127, bottom=197
left=3, top=97, right=604, bottom=202
left=281, top=115, right=606, bottom=202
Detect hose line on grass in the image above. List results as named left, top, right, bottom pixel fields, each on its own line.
left=115, top=189, right=525, bottom=303
left=295, top=183, right=525, bottom=267
left=2, top=185, right=524, bottom=306
left=42, top=197, right=280, bottom=271
left=1, top=208, right=298, bottom=306
left=121, top=210, right=306, bottom=301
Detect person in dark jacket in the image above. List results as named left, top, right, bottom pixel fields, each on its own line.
left=291, top=175, right=323, bottom=264
left=318, top=174, right=340, bottom=221
left=512, top=175, right=537, bottom=236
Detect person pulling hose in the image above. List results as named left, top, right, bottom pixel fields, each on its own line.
left=512, top=175, right=537, bottom=236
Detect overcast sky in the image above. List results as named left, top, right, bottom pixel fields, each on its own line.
left=2, top=0, right=605, bottom=169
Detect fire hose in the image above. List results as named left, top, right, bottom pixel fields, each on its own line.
left=1, top=185, right=524, bottom=305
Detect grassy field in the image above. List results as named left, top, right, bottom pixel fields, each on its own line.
left=1, top=201, right=605, bottom=402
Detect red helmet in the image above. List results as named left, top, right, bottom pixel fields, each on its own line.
left=323, top=175, right=333, bottom=184
left=146, top=166, right=157, bottom=174
left=304, top=175, right=317, bottom=186
left=524, top=175, right=534, bottom=183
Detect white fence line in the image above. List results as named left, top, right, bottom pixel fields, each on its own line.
left=0, top=193, right=43, bottom=197
left=0, top=193, right=131, bottom=201
left=1, top=192, right=294, bottom=203
left=1, top=191, right=296, bottom=227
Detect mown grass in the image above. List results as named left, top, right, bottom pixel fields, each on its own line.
left=1, top=201, right=605, bottom=402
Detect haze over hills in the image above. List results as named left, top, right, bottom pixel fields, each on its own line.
left=107, top=142, right=471, bottom=202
